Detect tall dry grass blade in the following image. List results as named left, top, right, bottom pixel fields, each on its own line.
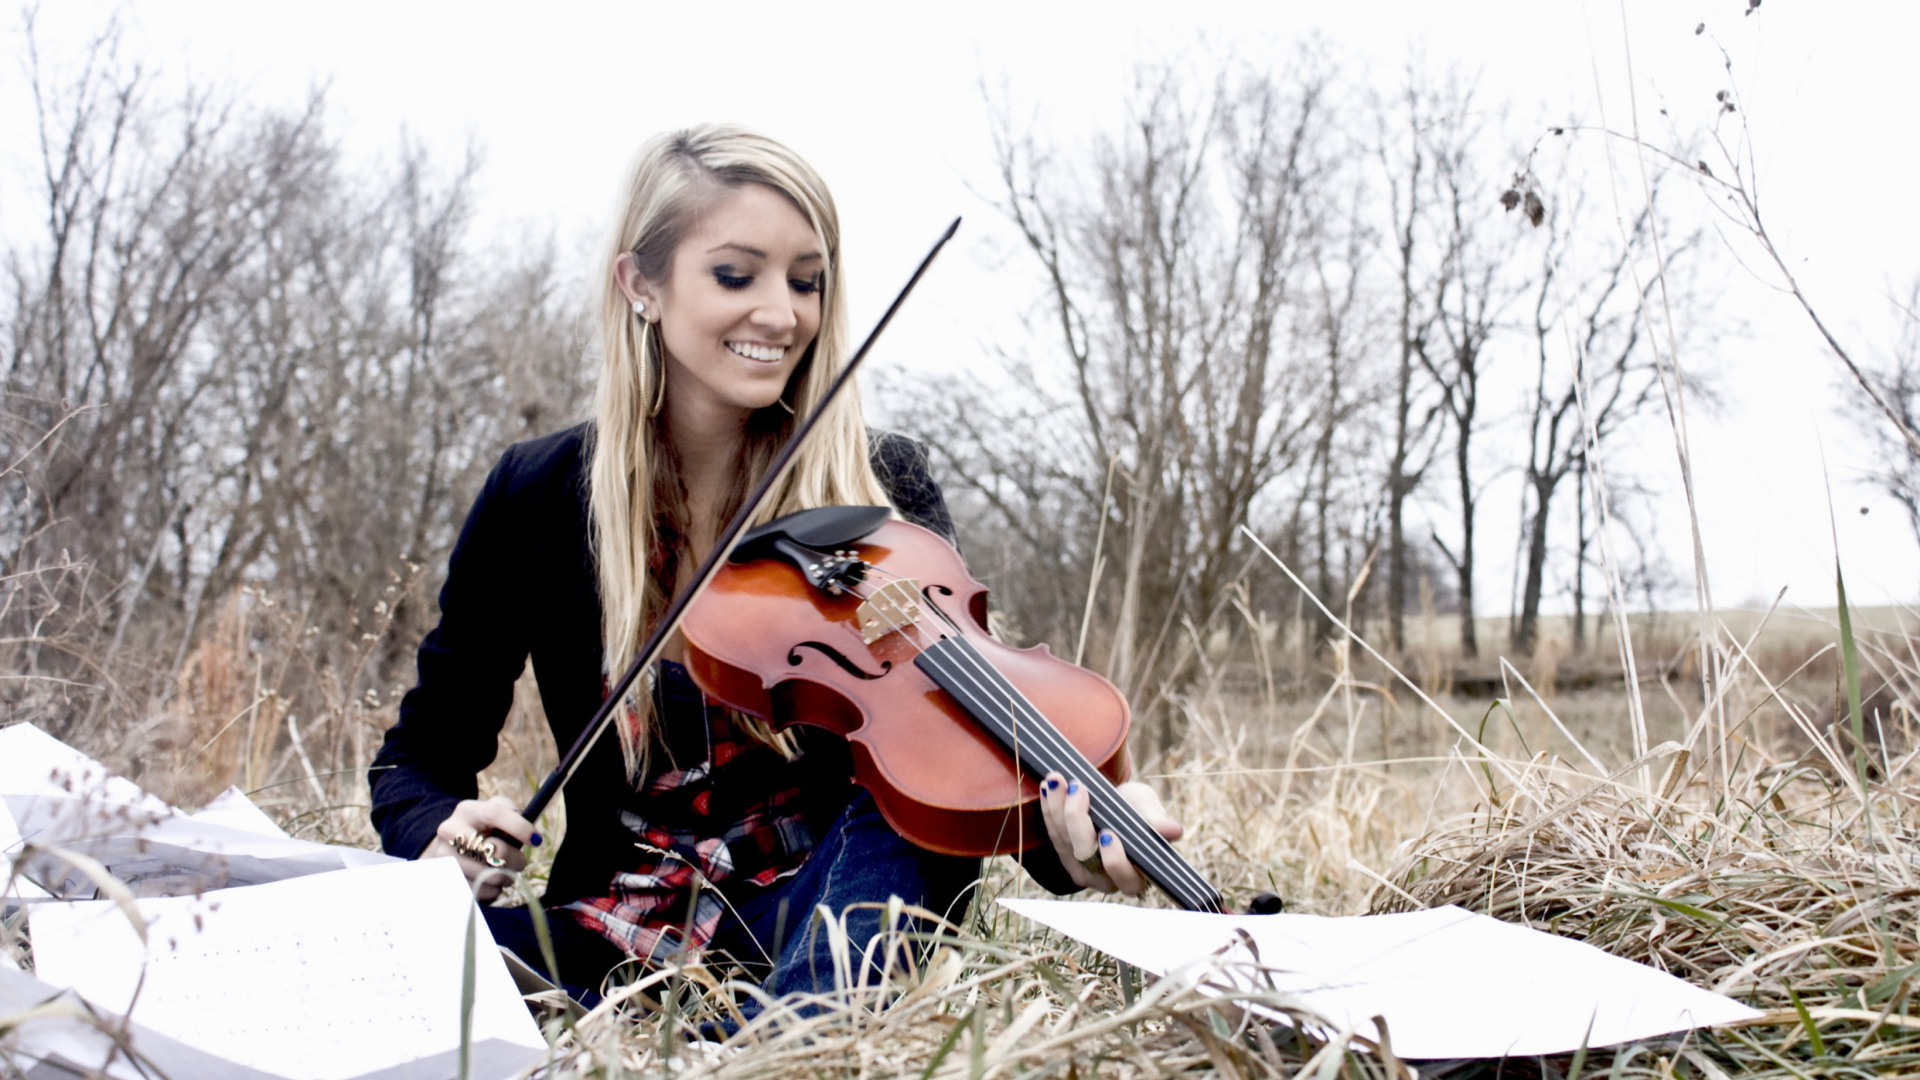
left=1238, top=525, right=1513, bottom=778
left=1228, top=586, right=1278, bottom=714
left=1598, top=1, right=1724, bottom=792
left=1835, top=565, right=1871, bottom=801
left=459, top=891, right=478, bottom=1080
left=515, top=873, right=568, bottom=1028
left=21, top=845, right=146, bottom=945
left=285, top=711, right=327, bottom=803
left=1075, top=452, right=1121, bottom=668
left=1497, top=656, right=1609, bottom=777
left=1542, top=106, right=1654, bottom=787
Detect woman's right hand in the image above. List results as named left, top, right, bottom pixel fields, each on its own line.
left=422, top=796, right=533, bottom=902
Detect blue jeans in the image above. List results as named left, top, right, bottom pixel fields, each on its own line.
left=485, top=791, right=979, bottom=1007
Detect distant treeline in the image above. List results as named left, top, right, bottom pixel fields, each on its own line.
left=901, top=52, right=1712, bottom=739
left=3, top=33, right=1821, bottom=754
left=1, top=30, right=586, bottom=746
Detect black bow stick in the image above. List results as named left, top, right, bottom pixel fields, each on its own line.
left=497, top=216, right=962, bottom=843
left=482, top=215, right=1282, bottom=916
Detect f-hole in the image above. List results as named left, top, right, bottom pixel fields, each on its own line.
left=787, top=641, right=891, bottom=680
left=922, top=582, right=992, bottom=636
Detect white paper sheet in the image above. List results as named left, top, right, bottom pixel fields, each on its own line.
left=0, top=965, right=291, bottom=1079
left=191, top=786, right=294, bottom=837
left=1001, top=898, right=1762, bottom=1059
left=0, top=723, right=398, bottom=898
left=30, top=858, right=547, bottom=1080
left=0, top=723, right=164, bottom=815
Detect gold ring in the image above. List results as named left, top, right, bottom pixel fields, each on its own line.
left=453, top=831, right=506, bottom=869
left=1079, top=852, right=1105, bottom=876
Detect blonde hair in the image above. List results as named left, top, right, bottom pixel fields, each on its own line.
left=590, top=124, right=893, bottom=776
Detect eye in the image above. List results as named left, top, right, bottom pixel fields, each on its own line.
left=712, top=268, right=751, bottom=290
left=789, top=275, right=823, bottom=296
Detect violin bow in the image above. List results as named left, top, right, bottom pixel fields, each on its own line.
left=505, top=216, right=963, bottom=836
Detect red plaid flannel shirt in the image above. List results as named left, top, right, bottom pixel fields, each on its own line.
left=565, top=665, right=826, bottom=963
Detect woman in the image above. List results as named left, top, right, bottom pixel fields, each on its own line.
left=370, top=125, right=1180, bottom=1005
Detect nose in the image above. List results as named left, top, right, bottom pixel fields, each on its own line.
left=750, top=281, right=799, bottom=336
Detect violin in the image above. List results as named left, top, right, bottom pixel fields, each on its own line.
left=681, top=505, right=1227, bottom=914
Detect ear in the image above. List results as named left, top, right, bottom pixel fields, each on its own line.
left=613, top=252, right=662, bottom=320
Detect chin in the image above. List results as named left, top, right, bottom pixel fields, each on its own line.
left=738, top=383, right=795, bottom=413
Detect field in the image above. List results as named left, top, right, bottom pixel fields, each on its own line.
left=6, top=6, right=1917, bottom=1073
left=17, top=588, right=1914, bottom=1080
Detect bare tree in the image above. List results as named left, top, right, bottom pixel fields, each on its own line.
left=1510, top=175, right=1700, bottom=656
left=1412, top=86, right=1518, bottom=660
left=1, top=24, right=586, bottom=762
left=913, top=60, right=1333, bottom=735
left=1373, top=72, right=1450, bottom=655
left=1857, top=283, right=1920, bottom=545
left=1297, top=190, right=1384, bottom=648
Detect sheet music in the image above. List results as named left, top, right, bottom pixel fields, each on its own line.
left=32, top=858, right=546, bottom=1080
left=0, top=723, right=398, bottom=899
left=190, top=786, right=294, bottom=837
left=0, top=965, right=290, bottom=1080
left=1001, top=898, right=1762, bottom=1058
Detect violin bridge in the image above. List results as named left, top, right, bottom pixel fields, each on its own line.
left=856, top=578, right=923, bottom=644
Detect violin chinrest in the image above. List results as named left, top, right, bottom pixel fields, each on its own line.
left=732, top=505, right=893, bottom=563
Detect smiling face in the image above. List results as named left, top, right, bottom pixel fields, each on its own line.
left=622, top=183, right=825, bottom=422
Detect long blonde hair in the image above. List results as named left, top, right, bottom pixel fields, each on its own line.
left=590, top=124, right=893, bottom=776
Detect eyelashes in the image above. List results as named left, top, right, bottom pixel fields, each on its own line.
left=710, top=267, right=825, bottom=296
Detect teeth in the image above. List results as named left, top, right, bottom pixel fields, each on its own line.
left=728, top=341, right=786, bottom=362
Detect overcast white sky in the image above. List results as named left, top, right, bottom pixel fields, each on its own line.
left=7, top=1, right=1917, bottom=620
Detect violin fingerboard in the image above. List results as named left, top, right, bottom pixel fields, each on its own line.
left=915, top=638, right=1225, bottom=913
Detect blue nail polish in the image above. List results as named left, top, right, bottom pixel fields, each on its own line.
left=1100, top=831, right=1113, bottom=846
left=1046, top=778, right=1060, bottom=791
left=1066, top=781, right=1080, bottom=795
left=530, top=832, right=544, bottom=847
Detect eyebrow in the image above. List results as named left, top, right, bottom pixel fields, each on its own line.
left=706, top=242, right=824, bottom=263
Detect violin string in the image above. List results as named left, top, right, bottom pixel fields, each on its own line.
left=836, top=568, right=957, bottom=648
left=860, top=571, right=1208, bottom=897
left=833, top=562, right=1217, bottom=907
left=854, top=571, right=1215, bottom=905
left=919, top=642, right=1215, bottom=909
left=917, top=639, right=1216, bottom=906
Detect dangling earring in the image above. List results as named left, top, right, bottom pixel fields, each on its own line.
left=648, top=346, right=666, bottom=418
left=633, top=297, right=666, bottom=418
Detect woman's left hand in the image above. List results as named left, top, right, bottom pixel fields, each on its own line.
left=1037, top=771, right=1183, bottom=896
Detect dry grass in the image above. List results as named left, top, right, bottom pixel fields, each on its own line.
left=1372, top=747, right=1920, bottom=1074
left=521, top=728, right=1474, bottom=1080
left=5, top=572, right=1917, bottom=1080
left=530, top=914, right=1411, bottom=1080
left=510, top=620, right=1920, bottom=1080
left=519, top=705, right=1917, bottom=1080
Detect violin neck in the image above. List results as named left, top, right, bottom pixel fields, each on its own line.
left=914, top=637, right=1226, bottom=914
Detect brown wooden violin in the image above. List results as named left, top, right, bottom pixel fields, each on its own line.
left=681, top=505, right=1226, bottom=913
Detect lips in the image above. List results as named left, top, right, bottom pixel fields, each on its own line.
left=727, top=341, right=787, bottom=363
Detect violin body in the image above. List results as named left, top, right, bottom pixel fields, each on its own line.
left=681, top=517, right=1131, bottom=858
